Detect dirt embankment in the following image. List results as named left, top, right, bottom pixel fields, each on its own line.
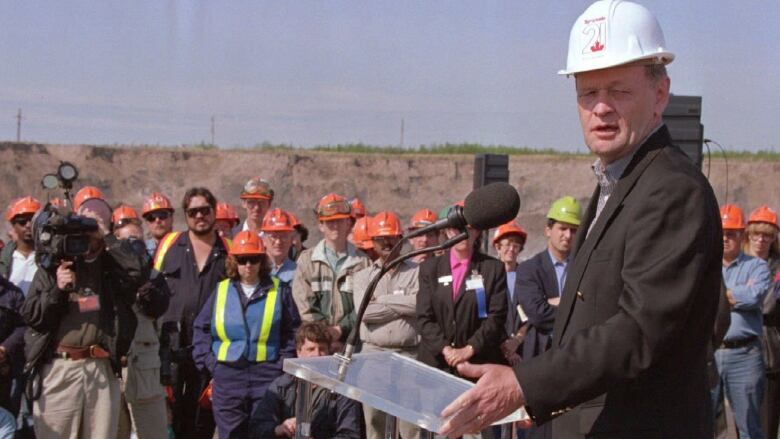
left=1, top=142, right=776, bottom=255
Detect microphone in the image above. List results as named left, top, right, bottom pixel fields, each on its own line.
left=405, top=182, right=521, bottom=239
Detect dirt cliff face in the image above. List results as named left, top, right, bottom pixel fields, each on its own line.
left=1, top=142, right=776, bottom=256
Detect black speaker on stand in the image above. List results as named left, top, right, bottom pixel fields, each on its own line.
left=473, top=154, right=510, bottom=254
left=663, top=95, right=704, bottom=169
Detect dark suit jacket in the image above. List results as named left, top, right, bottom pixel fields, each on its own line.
left=417, top=251, right=508, bottom=373
left=516, top=250, right=561, bottom=361
left=514, top=126, right=722, bottom=438
left=505, top=267, right=525, bottom=338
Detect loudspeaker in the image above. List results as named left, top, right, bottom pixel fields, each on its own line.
left=663, top=95, right=704, bottom=169
left=473, top=154, right=509, bottom=189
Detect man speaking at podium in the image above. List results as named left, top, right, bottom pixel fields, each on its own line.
left=441, top=1, right=722, bottom=438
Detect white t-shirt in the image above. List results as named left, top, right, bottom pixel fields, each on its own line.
left=240, top=282, right=259, bottom=300
left=9, top=250, right=37, bottom=296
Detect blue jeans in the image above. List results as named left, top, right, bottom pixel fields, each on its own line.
left=712, top=340, right=766, bottom=439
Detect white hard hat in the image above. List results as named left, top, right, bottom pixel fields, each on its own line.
left=559, top=0, right=675, bottom=76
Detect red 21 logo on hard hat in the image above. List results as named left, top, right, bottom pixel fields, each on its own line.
left=581, top=16, right=606, bottom=55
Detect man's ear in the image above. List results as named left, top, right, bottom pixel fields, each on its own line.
left=654, top=75, right=671, bottom=118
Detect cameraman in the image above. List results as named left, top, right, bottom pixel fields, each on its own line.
left=22, top=198, right=148, bottom=438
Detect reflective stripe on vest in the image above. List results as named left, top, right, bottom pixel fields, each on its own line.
left=211, top=277, right=281, bottom=363
left=153, top=232, right=181, bottom=272
left=153, top=233, right=230, bottom=272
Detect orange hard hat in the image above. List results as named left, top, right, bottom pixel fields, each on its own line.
left=262, top=208, right=295, bottom=232
left=240, top=177, right=274, bottom=200
left=350, top=216, right=373, bottom=250
left=142, top=192, right=174, bottom=215
left=230, top=230, right=266, bottom=256
left=198, top=380, right=213, bottom=411
left=287, top=212, right=300, bottom=227
left=215, top=202, right=240, bottom=224
left=316, top=193, right=352, bottom=221
left=369, top=211, right=403, bottom=238
left=720, top=204, right=746, bottom=230
left=493, top=221, right=528, bottom=244
left=408, top=209, right=438, bottom=230
left=350, top=198, right=367, bottom=219
left=112, top=205, right=140, bottom=225
left=6, top=196, right=42, bottom=222
left=73, top=186, right=104, bottom=211
left=748, top=205, right=778, bottom=229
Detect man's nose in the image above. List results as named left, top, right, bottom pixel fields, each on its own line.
left=592, top=92, right=614, bottom=117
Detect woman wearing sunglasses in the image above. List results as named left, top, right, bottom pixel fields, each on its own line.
left=193, top=231, right=301, bottom=439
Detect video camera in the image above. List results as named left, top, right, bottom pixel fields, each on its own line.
left=33, top=162, right=98, bottom=270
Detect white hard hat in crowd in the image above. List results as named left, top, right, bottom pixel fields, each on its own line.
left=559, top=0, right=675, bottom=76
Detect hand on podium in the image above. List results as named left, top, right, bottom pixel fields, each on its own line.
left=439, top=362, right=531, bottom=437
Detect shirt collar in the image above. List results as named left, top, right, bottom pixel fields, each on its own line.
left=547, top=249, right=568, bottom=266
left=450, top=249, right=471, bottom=267
left=726, top=252, right=750, bottom=267
left=591, top=123, right=662, bottom=185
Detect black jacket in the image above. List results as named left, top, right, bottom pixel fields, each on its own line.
left=250, top=373, right=361, bottom=439
left=22, top=234, right=148, bottom=375
left=416, top=251, right=508, bottom=373
left=0, top=277, right=24, bottom=410
left=515, top=250, right=560, bottom=360
left=514, top=126, right=722, bottom=438
left=0, top=242, right=16, bottom=279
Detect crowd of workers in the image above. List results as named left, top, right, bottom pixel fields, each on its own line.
left=0, top=176, right=775, bottom=439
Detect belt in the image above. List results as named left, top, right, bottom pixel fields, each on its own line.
left=720, top=335, right=758, bottom=349
left=56, top=344, right=110, bottom=360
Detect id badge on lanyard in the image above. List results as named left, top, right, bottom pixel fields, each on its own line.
left=466, top=272, right=487, bottom=319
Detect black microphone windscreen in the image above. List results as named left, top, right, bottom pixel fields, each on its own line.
left=463, top=183, right=521, bottom=230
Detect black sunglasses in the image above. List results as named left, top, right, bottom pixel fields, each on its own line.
left=144, top=211, right=171, bottom=222
left=235, top=255, right=263, bottom=265
left=186, top=206, right=213, bottom=218
left=11, top=216, right=33, bottom=226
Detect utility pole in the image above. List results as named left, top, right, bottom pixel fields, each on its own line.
left=15, top=109, right=22, bottom=142
left=210, top=115, right=215, bottom=145
left=400, top=118, right=405, bottom=148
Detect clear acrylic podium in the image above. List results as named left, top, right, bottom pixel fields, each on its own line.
left=284, top=351, right=526, bottom=438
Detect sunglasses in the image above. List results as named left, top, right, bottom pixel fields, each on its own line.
left=144, top=211, right=171, bottom=222
left=115, top=218, right=141, bottom=228
left=317, top=200, right=351, bottom=217
left=186, top=206, right=213, bottom=218
left=11, top=216, right=33, bottom=226
left=235, top=255, right=263, bottom=265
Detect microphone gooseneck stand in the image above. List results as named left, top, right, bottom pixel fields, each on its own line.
left=334, top=230, right=469, bottom=381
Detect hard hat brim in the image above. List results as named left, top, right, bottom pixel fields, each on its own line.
left=240, top=194, right=273, bottom=200
left=558, top=52, right=675, bottom=76
left=319, top=213, right=352, bottom=221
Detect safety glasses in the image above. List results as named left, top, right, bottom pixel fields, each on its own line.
left=235, top=255, right=262, bottom=265
left=11, top=216, right=33, bottom=226
left=317, top=200, right=351, bottom=217
left=144, top=211, right=171, bottom=222
left=242, top=180, right=273, bottom=198
left=186, top=206, right=213, bottom=218
left=115, top=218, right=141, bottom=228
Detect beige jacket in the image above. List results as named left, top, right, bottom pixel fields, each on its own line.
left=352, top=260, right=420, bottom=350
left=292, top=240, right=369, bottom=340
left=122, top=310, right=165, bottom=403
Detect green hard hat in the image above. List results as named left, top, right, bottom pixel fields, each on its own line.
left=547, top=196, right=581, bottom=226
left=438, top=205, right=451, bottom=220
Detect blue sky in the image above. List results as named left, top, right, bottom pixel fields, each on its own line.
left=0, top=1, right=777, bottom=152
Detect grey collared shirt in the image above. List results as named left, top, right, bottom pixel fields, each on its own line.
left=587, top=125, right=662, bottom=236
